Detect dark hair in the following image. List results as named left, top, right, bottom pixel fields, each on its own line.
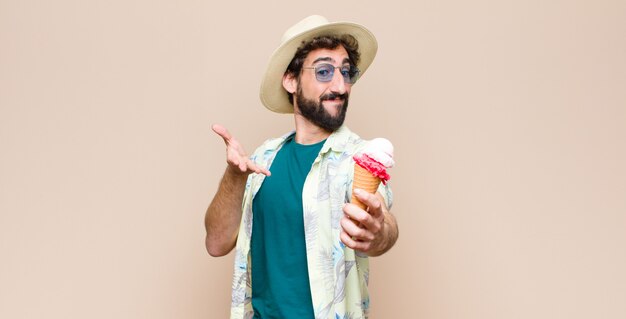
left=285, top=34, right=360, bottom=104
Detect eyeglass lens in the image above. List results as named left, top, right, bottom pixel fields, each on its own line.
left=314, top=64, right=360, bottom=84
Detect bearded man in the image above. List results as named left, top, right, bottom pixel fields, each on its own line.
left=205, top=15, right=399, bottom=319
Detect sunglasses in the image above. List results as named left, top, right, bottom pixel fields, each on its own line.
left=301, top=63, right=360, bottom=84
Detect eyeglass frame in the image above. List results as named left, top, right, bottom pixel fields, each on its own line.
left=301, top=63, right=361, bottom=84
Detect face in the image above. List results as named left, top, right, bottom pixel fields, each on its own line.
left=286, top=47, right=354, bottom=132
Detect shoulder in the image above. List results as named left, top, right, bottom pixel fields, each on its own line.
left=343, top=128, right=374, bottom=157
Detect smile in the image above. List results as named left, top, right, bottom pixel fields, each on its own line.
left=322, top=98, right=344, bottom=104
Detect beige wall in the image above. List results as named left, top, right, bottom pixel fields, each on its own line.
left=1, top=0, right=625, bottom=318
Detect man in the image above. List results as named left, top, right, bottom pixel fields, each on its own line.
left=205, top=15, right=399, bottom=319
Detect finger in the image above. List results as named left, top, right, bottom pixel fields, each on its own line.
left=260, top=167, right=271, bottom=176
left=211, top=124, right=233, bottom=143
left=246, top=160, right=272, bottom=176
left=353, top=189, right=383, bottom=217
left=343, top=203, right=381, bottom=233
left=340, top=231, right=358, bottom=248
left=340, top=231, right=370, bottom=252
left=343, top=203, right=373, bottom=227
left=340, top=216, right=373, bottom=241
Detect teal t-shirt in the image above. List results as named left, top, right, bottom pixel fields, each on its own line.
left=251, top=134, right=325, bottom=319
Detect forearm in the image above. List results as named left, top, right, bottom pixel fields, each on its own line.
left=205, top=167, right=249, bottom=256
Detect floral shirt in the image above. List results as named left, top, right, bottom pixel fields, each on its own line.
left=230, top=126, right=393, bottom=319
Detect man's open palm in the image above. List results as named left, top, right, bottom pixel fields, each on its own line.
left=212, top=124, right=271, bottom=176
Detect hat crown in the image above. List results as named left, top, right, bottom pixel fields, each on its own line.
left=281, top=15, right=329, bottom=44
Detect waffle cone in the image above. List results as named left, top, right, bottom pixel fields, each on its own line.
left=351, top=163, right=381, bottom=209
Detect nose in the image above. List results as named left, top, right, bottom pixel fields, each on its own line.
left=328, top=68, right=347, bottom=95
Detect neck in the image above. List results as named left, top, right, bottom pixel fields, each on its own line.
left=293, top=113, right=332, bottom=145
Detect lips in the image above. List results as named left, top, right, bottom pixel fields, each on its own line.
left=322, top=97, right=344, bottom=102
left=322, top=99, right=345, bottom=107
left=320, top=93, right=348, bottom=102
left=320, top=94, right=346, bottom=105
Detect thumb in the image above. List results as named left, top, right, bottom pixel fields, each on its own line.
left=211, top=124, right=232, bottom=144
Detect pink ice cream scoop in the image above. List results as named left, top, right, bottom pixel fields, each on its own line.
left=351, top=138, right=395, bottom=209
left=353, top=138, right=395, bottom=184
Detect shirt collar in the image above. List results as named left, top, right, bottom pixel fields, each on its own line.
left=266, top=125, right=353, bottom=154
left=263, top=130, right=295, bottom=152
left=320, top=125, right=353, bottom=154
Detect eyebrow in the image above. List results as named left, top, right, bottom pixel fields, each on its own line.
left=311, top=57, right=353, bottom=65
left=312, top=57, right=334, bottom=64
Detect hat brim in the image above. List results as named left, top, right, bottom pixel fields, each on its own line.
left=259, top=21, right=378, bottom=114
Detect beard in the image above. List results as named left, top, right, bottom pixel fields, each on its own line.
left=295, top=86, right=349, bottom=133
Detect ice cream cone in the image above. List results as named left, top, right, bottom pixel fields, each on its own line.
left=351, top=163, right=381, bottom=209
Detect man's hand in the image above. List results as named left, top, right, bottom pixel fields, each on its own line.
left=340, top=189, right=398, bottom=256
left=212, top=124, right=271, bottom=176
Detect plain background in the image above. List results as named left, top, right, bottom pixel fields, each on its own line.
left=1, top=0, right=625, bottom=318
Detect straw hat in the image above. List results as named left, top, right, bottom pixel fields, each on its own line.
left=259, top=15, right=378, bottom=113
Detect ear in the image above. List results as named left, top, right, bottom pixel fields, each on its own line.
left=282, top=73, right=297, bottom=94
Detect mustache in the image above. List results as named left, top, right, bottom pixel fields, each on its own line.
left=320, top=93, right=348, bottom=101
